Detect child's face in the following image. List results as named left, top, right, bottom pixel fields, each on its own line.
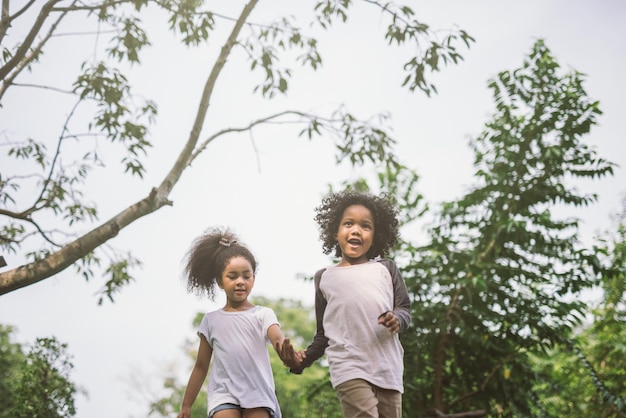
left=336, top=204, right=374, bottom=265
left=218, top=256, right=255, bottom=308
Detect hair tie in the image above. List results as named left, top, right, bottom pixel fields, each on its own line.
left=219, top=237, right=237, bottom=247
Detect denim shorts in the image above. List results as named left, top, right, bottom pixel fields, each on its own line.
left=208, top=403, right=276, bottom=418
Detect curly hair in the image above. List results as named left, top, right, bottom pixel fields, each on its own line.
left=183, top=227, right=258, bottom=299
left=314, top=189, right=399, bottom=259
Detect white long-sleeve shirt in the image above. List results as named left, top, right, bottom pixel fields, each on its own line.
left=292, top=259, right=411, bottom=393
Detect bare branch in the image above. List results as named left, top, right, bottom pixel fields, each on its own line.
left=189, top=110, right=299, bottom=164
left=6, top=82, right=75, bottom=95
left=0, top=0, right=73, bottom=101
left=50, top=0, right=135, bottom=13
left=0, top=0, right=37, bottom=43
left=35, top=99, right=81, bottom=213
left=0, top=0, right=62, bottom=80
left=27, top=217, right=63, bottom=248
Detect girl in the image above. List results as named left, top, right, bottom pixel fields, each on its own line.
left=279, top=190, right=411, bottom=418
left=178, top=227, right=290, bottom=418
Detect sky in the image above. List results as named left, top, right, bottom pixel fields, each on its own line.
left=1, top=1, right=625, bottom=417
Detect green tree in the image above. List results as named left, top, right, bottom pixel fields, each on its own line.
left=0, top=326, right=79, bottom=417
left=0, top=325, right=24, bottom=414
left=147, top=296, right=342, bottom=417
left=531, top=199, right=626, bottom=417
left=399, top=39, right=616, bottom=417
left=0, top=0, right=473, bottom=300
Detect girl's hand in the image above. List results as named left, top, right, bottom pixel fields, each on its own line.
left=276, top=337, right=306, bottom=369
left=378, top=311, right=400, bottom=333
left=177, top=406, right=191, bottom=418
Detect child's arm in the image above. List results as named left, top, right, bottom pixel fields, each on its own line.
left=267, top=324, right=306, bottom=369
left=178, top=336, right=212, bottom=418
left=289, top=269, right=329, bottom=374
left=380, top=259, right=412, bottom=332
left=267, top=323, right=285, bottom=354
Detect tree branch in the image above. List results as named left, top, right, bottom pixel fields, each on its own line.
left=0, top=0, right=71, bottom=101
left=189, top=110, right=303, bottom=164
left=50, top=0, right=135, bottom=12
left=0, top=186, right=169, bottom=294
left=449, top=353, right=518, bottom=407
left=159, top=0, right=259, bottom=195
left=0, top=0, right=63, bottom=80
left=0, top=0, right=260, bottom=295
left=434, top=285, right=463, bottom=410
left=0, top=0, right=36, bottom=43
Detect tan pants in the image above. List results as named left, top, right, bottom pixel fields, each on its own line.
left=335, top=379, right=402, bottom=418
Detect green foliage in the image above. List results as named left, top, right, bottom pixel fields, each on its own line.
left=106, top=15, right=151, bottom=63
left=314, top=1, right=475, bottom=96
left=0, top=325, right=24, bottom=414
left=73, top=61, right=157, bottom=178
left=163, top=0, right=216, bottom=45
left=98, top=253, right=143, bottom=305
left=529, top=206, right=626, bottom=417
left=0, top=326, right=78, bottom=418
left=398, top=39, right=616, bottom=416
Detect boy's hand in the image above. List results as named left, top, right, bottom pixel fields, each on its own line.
left=276, top=337, right=306, bottom=369
left=378, top=311, right=400, bottom=334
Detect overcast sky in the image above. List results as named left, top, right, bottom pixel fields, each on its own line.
left=1, top=1, right=625, bottom=417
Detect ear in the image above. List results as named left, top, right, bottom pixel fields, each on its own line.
left=216, top=277, right=224, bottom=289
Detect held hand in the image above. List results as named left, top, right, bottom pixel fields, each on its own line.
left=378, top=311, right=400, bottom=334
left=276, top=337, right=306, bottom=369
left=177, top=406, right=191, bottom=418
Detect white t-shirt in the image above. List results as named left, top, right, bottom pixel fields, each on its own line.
left=198, top=305, right=281, bottom=417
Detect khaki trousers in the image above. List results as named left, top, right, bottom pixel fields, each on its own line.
left=335, top=378, right=402, bottom=418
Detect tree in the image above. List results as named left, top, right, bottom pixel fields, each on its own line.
left=398, top=39, right=616, bottom=416
left=0, top=325, right=79, bottom=417
left=0, top=325, right=24, bottom=414
left=0, top=0, right=473, bottom=300
left=530, top=199, right=626, bottom=417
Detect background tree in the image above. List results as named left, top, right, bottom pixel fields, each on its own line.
left=0, top=325, right=79, bottom=418
left=0, top=0, right=473, bottom=299
left=0, top=325, right=24, bottom=414
left=396, top=39, right=616, bottom=417
left=530, top=199, right=626, bottom=417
